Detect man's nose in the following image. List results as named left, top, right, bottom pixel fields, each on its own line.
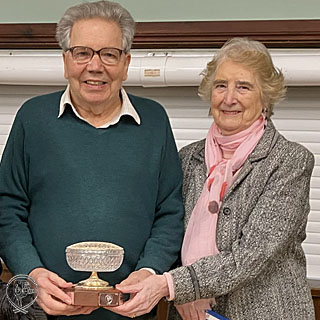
left=86, top=53, right=104, bottom=70
left=223, top=87, right=237, bottom=105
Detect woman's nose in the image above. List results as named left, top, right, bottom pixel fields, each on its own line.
left=224, top=87, right=237, bottom=105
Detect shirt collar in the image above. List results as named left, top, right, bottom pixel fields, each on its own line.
left=58, top=85, right=140, bottom=128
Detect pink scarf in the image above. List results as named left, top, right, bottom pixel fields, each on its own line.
left=181, top=116, right=266, bottom=266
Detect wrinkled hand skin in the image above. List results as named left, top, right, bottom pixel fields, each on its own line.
left=118, top=269, right=153, bottom=286
left=105, top=274, right=169, bottom=318
left=175, top=299, right=213, bottom=320
left=29, top=267, right=97, bottom=316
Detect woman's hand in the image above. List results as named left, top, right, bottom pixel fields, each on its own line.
left=105, top=274, right=169, bottom=318
left=175, top=299, right=214, bottom=320
left=118, top=269, right=153, bottom=286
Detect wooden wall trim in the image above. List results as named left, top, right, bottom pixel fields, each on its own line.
left=0, top=20, right=320, bottom=49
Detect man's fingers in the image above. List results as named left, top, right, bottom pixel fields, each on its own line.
left=38, top=294, right=95, bottom=316
left=47, top=272, right=73, bottom=288
left=28, top=267, right=80, bottom=315
left=63, top=306, right=97, bottom=316
left=79, top=307, right=98, bottom=315
left=46, top=281, right=72, bottom=304
left=30, top=267, right=73, bottom=305
left=36, top=275, right=72, bottom=304
left=37, top=290, right=71, bottom=314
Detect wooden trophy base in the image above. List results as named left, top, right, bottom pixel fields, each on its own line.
left=64, top=286, right=124, bottom=307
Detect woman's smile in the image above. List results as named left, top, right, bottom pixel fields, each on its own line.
left=211, top=59, right=263, bottom=136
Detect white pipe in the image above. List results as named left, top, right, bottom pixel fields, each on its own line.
left=0, top=49, right=320, bottom=86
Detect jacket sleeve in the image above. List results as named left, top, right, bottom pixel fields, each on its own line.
left=135, top=114, right=184, bottom=274
left=0, top=115, right=44, bottom=275
left=170, top=142, right=314, bottom=304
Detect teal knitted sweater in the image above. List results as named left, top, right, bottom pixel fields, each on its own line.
left=0, top=91, right=184, bottom=319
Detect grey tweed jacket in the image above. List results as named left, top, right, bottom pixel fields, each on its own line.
left=169, top=120, right=315, bottom=320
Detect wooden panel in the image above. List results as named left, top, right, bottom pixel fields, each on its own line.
left=0, top=260, right=12, bottom=282
left=157, top=298, right=169, bottom=320
left=310, top=280, right=320, bottom=320
left=0, top=23, right=58, bottom=49
left=134, top=20, right=320, bottom=48
left=0, top=20, right=320, bottom=49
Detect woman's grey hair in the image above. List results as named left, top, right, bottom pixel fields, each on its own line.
left=198, top=37, right=286, bottom=118
left=56, top=0, right=135, bottom=53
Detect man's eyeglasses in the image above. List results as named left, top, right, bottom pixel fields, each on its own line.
left=66, top=46, right=124, bottom=65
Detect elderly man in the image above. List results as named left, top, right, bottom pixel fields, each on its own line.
left=0, top=1, right=184, bottom=319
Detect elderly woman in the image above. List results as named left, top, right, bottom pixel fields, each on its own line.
left=110, top=38, right=315, bottom=320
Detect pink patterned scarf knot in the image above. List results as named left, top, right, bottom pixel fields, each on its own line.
left=182, top=116, right=266, bottom=266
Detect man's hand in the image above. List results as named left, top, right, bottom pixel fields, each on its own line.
left=29, top=267, right=97, bottom=316
left=105, top=274, right=169, bottom=318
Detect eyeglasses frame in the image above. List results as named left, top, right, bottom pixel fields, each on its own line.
left=66, top=46, right=125, bottom=65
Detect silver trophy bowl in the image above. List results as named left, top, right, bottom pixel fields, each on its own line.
left=66, top=241, right=124, bottom=288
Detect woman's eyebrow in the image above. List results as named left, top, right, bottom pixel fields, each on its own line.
left=213, top=79, right=227, bottom=85
left=236, top=80, right=254, bottom=88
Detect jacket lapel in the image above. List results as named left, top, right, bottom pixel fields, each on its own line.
left=223, top=120, right=279, bottom=200
left=184, top=140, right=206, bottom=227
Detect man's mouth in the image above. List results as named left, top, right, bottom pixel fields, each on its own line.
left=84, top=80, right=107, bottom=85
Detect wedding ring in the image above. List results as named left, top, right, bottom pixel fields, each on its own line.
left=131, top=313, right=136, bottom=318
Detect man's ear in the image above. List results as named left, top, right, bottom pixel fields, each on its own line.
left=122, top=53, right=131, bottom=82
left=62, top=51, right=69, bottom=80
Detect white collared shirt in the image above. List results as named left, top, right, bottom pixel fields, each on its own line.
left=58, top=85, right=141, bottom=128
